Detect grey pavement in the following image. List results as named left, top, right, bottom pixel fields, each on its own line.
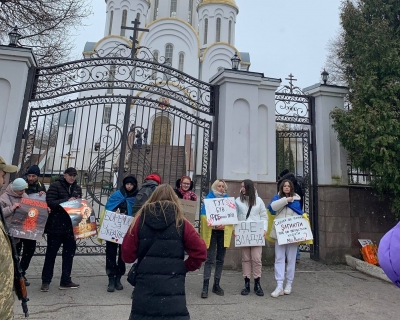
left=14, top=254, right=399, bottom=320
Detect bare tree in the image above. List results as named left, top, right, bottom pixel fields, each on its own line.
left=0, top=0, right=92, bottom=66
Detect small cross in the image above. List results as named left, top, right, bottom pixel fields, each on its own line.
left=121, top=18, right=149, bottom=58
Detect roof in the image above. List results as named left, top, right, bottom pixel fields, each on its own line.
left=198, top=0, right=239, bottom=11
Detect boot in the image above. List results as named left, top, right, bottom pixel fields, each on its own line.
left=201, top=279, right=209, bottom=298
left=254, top=277, right=264, bottom=296
left=240, top=277, right=250, bottom=296
left=212, top=278, right=224, bottom=296
left=115, top=276, right=123, bottom=290
left=107, top=276, right=115, bottom=292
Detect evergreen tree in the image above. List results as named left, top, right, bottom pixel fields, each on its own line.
left=284, top=144, right=295, bottom=174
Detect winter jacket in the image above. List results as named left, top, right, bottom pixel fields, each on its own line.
left=106, top=175, right=138, bottom=216
left=25, top=180, right=46, bottom=195
left=0, top=183, right=29, bottom=226
left=131, top=180, right=159, bottom=216
left=0, top=218, right=13, bottom=320
left=200, top=190, right=233, bottom=248
left=277, top=173, right=304, bottom=210
left=378, top=222, right=400, bottom=288
left=174, top=178, right=197, bottom=201
left=122, top=202, right=207, bottom=319
left=235, top=196, right=268, bottom=232
left=45, top=177, right=82, bottom=235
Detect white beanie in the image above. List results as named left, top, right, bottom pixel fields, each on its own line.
left=12, top=178, right=27, bottom=191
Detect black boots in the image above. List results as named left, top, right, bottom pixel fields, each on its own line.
left=254, top=277, right=264, bottom=296
left=241, top=277, right=250, bottom=295
left=201, top=279, right=209, bottom=298
left=115, top=276, right=123, bottom=290
left=107, top=276, right=115, bottom=292
left=212, top=278, right=224, bottom=296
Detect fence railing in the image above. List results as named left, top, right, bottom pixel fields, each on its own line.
left=347, top=163, right=374, bottom=185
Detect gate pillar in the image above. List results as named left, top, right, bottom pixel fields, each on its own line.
left=304, top=83, right=349, bottom=185
left=210, top=70, right=280, bottom=182
left=0, top=45, right=37, bottom=166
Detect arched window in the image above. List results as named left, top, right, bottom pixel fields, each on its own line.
left=178, top=53, right=184, bottom=72
left=153, top=0, right=159, bottom=20
left=165, top=44, right=173, bottom=65
left=120, top=10, right=127, bottom=36
left=108, top=10, right=114, bottom=35
left=188, top=0, right=193, bottom=24
left=67, top=133, right=73, bottom=145
left=204, top=18, right=208, bottom=45
left=216, top=18, right=221, bottom=42
left=152, top=50, right=159, bottom=79
left=228, top=20, right=232, bottom=44
left=170, top=0, right=177, bottom=17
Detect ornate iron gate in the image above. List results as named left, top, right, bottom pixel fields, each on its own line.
left=275, top=74, right=318, bottom=258
left=17, top=42, right=216, bottom=254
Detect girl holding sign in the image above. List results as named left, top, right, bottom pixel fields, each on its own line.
left=236, top=179, right=268, bottom=297
left=267, top=179, right=306, bottom=298
left=200, top=179, right=233, bottom=298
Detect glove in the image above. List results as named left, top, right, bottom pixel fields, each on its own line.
left=302, top=213, right=309, bottom=221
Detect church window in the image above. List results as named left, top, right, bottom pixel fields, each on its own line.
left=204, top=18, right=208, bottom=44
left=216, top=18, right=221, bottom=42
left=165, top=44, right=173, bottom=65
left=153, top=0, right=159, bottom=21
left=120, top=10, right=127, bottom=36
left=102, top=106, right=111, bottom=124
left=178, top=53, right=184, bottom=72
left=67, top=133, right=73, bottom=145
left=108, top=10, right=114, bottom=35
left=188, top=0, right=193, bottom=24
left=170, top=0, right=177, bottom=17
left=228, top=20, right=232, bottom=44
left=107, top=65, right=116, bottom=94
left=152, top=51, right=159, bottom=79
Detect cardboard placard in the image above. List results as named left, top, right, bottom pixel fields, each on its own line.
left=234, top=221, right=265, bottom=247
left=180, top=199, right=199, bottom=225
left=98, top=210, right=134, bottom=244
left=204, top=197, right=238, bottom=226
left=273, top=215, right=313, bottom=245
left=60, top=199, right=97, bottom=240
left=27, top=193, right=46, bottom=201
left=8, top=198, right=49, bottom=240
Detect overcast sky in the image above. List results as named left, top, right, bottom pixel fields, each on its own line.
left=71, top=0, right=342, bottom=89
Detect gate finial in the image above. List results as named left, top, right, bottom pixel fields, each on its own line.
left=121, top=18, right=150, bottom=58
left=284, top=73, right=299, bottom=94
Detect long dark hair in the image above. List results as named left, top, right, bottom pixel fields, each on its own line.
left=278, top=179, right=295, bottom=198
left=240, top=179, right=256, bottom=207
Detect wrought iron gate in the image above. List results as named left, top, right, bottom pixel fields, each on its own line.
left=17, top=42, right=216, bottom=254
left=275, top=74, right=319, bottom=259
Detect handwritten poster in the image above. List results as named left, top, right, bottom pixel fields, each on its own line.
left=60, top=199, right=97, bottom=240
left=234, top=221, right=265, bottom=247
left=273, top=215, right=313, bottom=245
left=204, top=197, right=238, bottom=226
left=8, top=198, right=49, bottom=240
left=98, top=210, right=134, bottom=244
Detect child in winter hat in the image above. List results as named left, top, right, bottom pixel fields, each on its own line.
left=12, top=178, right=28, bottom=191
left=378, top=222, right=400, bottom=288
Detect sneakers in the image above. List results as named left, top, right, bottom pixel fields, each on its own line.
left=284, top=284, right=292, bottom=295
left=271, top=287, right=284, bottom=298
left=41, top=283, right=49, bottom=292
left=59, top=281, right=80, bottom=290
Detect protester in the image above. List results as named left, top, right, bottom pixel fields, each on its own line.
left=200, top=179, right=233, bottom=298
left=0, top=178, right=29, bottom=228
left=378, top=222, right=400, bottom=288
left=122, top=184, right=207, bottom=320
left=267, top=179, right=305, bottom=298
left=236, top=179, right=268, bottom=297
left=174, top=176, right=197, bottom=201
left=41, top=167, right=82, bottom=292
left=0, top=156, right=18, bottom=320
left=131, top=172, right=161, bottom=215
left=103, top=175, right=138, bottom=292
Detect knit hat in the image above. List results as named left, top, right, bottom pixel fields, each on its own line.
left=378, top=222, right=400, bottom=288
left=27, top=165, right=40, bottom=176
left=144, top=173, right=161, bottom=185
left=64, top=167, right=78, bottom=175
left=0, top=156, right=17, bottom=173
left=123, top=175, right=138, bottom=187
left=12, top=178, right=27, bottom=191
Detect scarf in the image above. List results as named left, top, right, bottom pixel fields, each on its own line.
left=105, top=190, right=136, bottom=216
left=212, top=190, right=227, bottom=198
left=178, top=187, right=197, bottom=201
left=267, top=194, right=303, bottom=216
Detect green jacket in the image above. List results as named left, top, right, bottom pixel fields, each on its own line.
left=0, top=220, right=14, bottom=320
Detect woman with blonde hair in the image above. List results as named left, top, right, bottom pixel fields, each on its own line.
left=200, top=179, right=233, bottom=298
left=122, top=184, right=207, bottom=320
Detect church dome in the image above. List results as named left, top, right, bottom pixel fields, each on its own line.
left=198, top=0, right=239, bottom=11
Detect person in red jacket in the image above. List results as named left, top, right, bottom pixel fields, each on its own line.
left=122, top=184, right=206, bottom=320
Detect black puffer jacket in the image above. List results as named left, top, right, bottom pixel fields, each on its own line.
left=45, top=178, right=82, bottom=234
left=25, top=180, right=47, bottom=195
left=131, top=203, right=188, bottom=320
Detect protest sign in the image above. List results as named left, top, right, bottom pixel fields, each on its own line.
left=60, top=199, right=97, bottom=240
left=234, top=221, right=265, bottom=247
left=98, top=210, right=134, bottom=244
left=8, top=198, right=49, bottom=240
left=204, top=197, right=238, bottom=226
left=180, top=199, right=199, bottom=226
left=273, top=215, right=313, bottom=245
left=28, top=193, right=46, bottom=201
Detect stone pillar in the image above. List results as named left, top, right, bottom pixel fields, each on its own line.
left=0, top=45, right=37, bottom=165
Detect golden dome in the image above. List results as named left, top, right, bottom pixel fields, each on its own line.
left=198, top=0, right=239, bottom=12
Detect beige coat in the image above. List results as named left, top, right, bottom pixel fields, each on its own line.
left=269, top=194, right=301, bottom=239
left=0, top=183, right=29, bottom=226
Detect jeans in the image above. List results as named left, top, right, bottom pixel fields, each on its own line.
left=105, top=241, right=126, bottom=276
left=203, top=230, right=226, bottom=281
left=41, top=233, right=76, bottom=285
left=16, top=239, right=36, bottom=275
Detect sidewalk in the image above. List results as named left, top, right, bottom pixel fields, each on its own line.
left=14, top=255, right=399, bottom=320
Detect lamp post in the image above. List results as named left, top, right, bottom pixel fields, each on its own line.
left=321, top=69, right=329, bottom=85
left=8, top=26, right=22, bottom=47
left=231, top=52, right=241, bottom=70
